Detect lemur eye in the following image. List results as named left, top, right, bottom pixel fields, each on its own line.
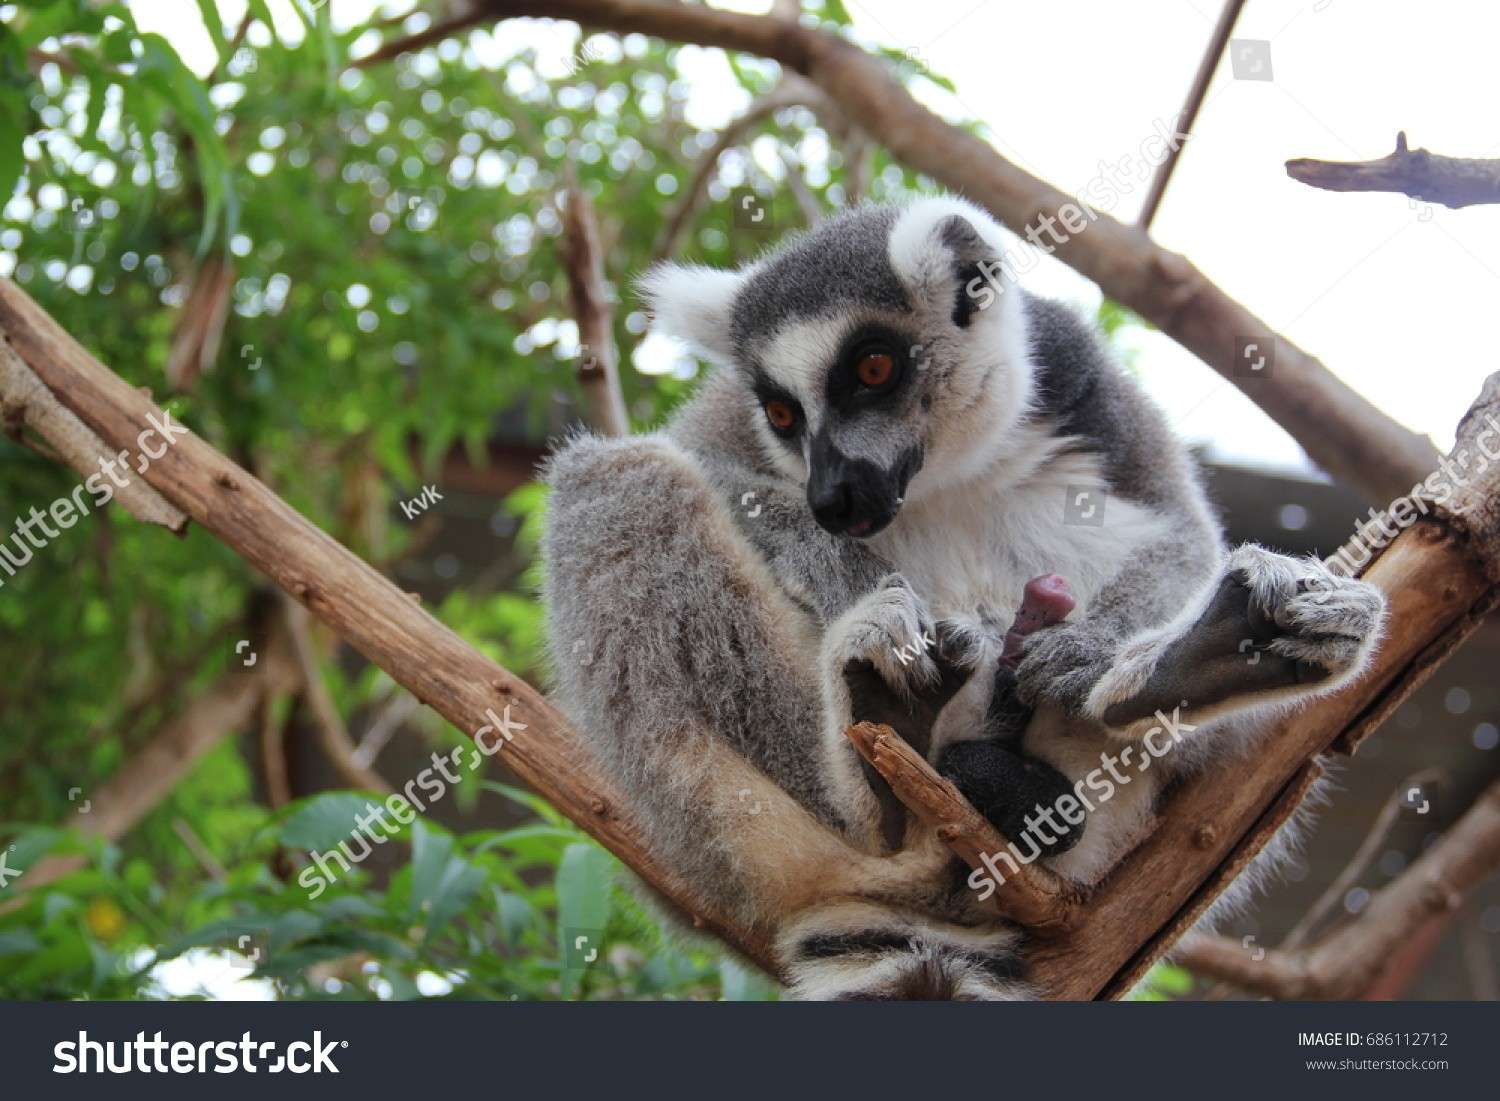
left=764, top=399, right=798, bottom=432
left=856, top=351, right=895, bottom=388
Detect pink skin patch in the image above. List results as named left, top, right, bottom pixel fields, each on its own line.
left=999, top=573, right=1075, bottom=669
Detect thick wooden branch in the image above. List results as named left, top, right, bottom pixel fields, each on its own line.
left=844, top=722, right=1083, bottom=933
left=1055, top=374, right=1500, bottom=1000
left=477, top=0, right=1438, bottom=505
left=1174, top=775, right=1500, bottom=999
left=560, top=171, right=631, bottom=438
left=0, top=277, right=779, bottom=973
left=852, top=369, right=1500, bottom=998
left=2, top=296, right=1497, bottom=997
left=0, top=336, right=187, bottom=532
left=1287, top=132, right=1500, bottom=209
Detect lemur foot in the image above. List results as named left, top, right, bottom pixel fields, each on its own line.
left=1229, top=545, right=1385, bottom=674
left=1086, top=546, right=1386, bottom=729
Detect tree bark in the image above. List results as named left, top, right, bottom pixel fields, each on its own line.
left=1287, top=132, right=1500, bottom=209
left=560, top=170, right=631, bottom=438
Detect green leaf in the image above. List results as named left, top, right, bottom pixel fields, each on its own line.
left=408, top=821, right=485, bottom=943
left=0, top=89, right=26, bottom=209
left=555, top=842, right=614, bottom=997
left=0, top=930, right=42, bottom=957
left=480, top=781, right=567, bottom=827
left=493, top=888, right=535, bottom=947
left=279, top=791, right=384, bottom=853
left=193, top=0, right=229, bottom=65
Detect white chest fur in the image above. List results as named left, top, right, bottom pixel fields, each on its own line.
left=869, top=438, right=1171, bottom=624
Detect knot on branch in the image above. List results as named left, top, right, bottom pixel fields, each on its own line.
left=1435, top=371, right=1500, bottom=584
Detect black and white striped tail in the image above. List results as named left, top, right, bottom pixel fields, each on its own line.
left=778, top=901, right=1033, bottom=1001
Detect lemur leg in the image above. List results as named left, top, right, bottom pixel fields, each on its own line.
left=544, top=432, right=891, bottom=837
left=545, top=434, right=966, bottom=921
left=1020, top=544, right=1386, bottom=735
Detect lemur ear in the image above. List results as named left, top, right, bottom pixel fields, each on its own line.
left=933, top=215, right=999, bottom=329
left=889, top=199, right=1008, bottom=330
left=637, top=262, right=745, bottom=364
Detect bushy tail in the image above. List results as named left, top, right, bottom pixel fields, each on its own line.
left=777, top=900, right=1033, bottom=1001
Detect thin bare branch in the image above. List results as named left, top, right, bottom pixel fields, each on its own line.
left=845, top=722, right=1084, bottom=933
left=0, top=276, right=779, bottom=971
left=172, top=817, right=228, bottom=881
left=281, top=596, right=395, bottom=796
left=5, top=633, right=298, bottom=903
left=1282, top=767, right=1446, bottom=951
left=560, top=168, right=631, bottom=438
left=1138, top=0, right=1246, bottom=229
left=653, top=76, right=830, bottom=261
left=259, top=691, right=293, bottom=809
left=351, top=8, right=491, bottom=69
left=778, top=144, right=823, bottom=227
left=1287, top=132, right=1500, bottom=209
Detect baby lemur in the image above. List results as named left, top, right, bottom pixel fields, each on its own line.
left=541, top=196, right=1385, bottom=999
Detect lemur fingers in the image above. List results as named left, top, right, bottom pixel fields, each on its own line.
left=826, top=573, right=942, bottom=699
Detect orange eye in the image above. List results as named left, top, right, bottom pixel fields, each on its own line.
left=765, top=400, right=797, bottom=431
left=856, top=351, right=895, bottom=387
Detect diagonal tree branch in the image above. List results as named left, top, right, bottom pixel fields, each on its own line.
left=2, top=280, right=1496, bottom=995
left=652, top=73, right=837, bottom=261
left=1173, top=775, right=1500, bottom=999
left=467, top=0, right=1438, bottom=505
left=281, top=594, right=395, bottom=796
left=0, top=336, right=187, bottom=532
left=0, top=276, right=779, bottom=972
left=844, top=722, right=1083, bottom=933
left=1137, top=0, right=1246, bottom=229
left=1287, top=132, right=1500, bottom=209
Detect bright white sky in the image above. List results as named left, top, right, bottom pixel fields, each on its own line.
left=134, top=0, right=1500, bottom=480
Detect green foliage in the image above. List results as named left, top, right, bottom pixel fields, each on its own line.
left=1127, top=961, right=1195, bottom=1001
left=0, top=0, right=937, bottom=1001
left=0, top=787, right=739, bottom=1000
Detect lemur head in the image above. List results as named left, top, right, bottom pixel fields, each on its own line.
left=641, top=196, right=1033, bottom=538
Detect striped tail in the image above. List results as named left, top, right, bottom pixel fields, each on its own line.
left=777, top=900, right=1034, bottom=1001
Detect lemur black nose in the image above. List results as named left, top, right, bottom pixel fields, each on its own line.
left=808, top=479, right=855, bottom=533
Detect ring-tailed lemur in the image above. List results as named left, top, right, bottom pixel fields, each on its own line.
left=541, top=196, right=1385, bottom=1000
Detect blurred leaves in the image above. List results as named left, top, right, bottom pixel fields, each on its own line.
left=0, top=0, right=937, bottom=1002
